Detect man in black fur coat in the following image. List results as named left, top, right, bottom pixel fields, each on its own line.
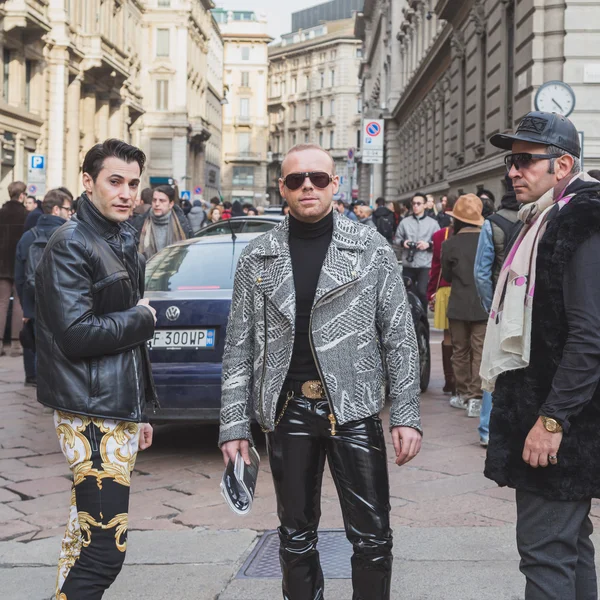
left=481, top=111, right=600, bottom=600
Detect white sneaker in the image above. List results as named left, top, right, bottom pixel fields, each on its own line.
left=467, top=398, right=482, bottom=418
left=480, top=436, right=489, bottom=447
left=449, top=395, right=467, bottom=409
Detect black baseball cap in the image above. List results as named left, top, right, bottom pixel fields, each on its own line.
left=490, top=111, right=580, bottom=158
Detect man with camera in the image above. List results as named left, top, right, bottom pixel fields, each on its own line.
left=393, top=192, right=440, bottom=308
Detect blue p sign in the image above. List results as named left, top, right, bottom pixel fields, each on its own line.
left=30, top=155, right=45, bottom=169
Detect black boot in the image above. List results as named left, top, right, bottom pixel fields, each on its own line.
left=442, top=343, right=456, bottom=394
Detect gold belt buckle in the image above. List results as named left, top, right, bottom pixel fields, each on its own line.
left=301, top=380, right=325, bottom=399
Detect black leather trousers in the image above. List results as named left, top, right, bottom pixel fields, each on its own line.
left=267, top=394, right=393, bottom=600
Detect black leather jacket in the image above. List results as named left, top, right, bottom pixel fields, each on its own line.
left=35, top=194, right=158, bottom=422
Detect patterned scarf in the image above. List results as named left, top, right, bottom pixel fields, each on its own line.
left=480, top=172, right=596, bottom=391
left=139, top=210, right=186, bottom=260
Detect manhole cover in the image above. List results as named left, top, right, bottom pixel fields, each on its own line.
left=237, top=529, right=352, bottom=579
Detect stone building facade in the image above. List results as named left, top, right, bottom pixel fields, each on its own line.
left=0, top=0, right=146, bottom=200
left=138, top=0, right=222, bottom=197
left=267, top=18, right=363, bottom=205
left=0, top=0, right=224, bottom=204
left=356, top=0, right=600, bottom=205
left=214, top=9, right=271, bottom=206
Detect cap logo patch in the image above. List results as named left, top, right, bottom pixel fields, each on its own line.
left=517, top=116, right=548, bottom=134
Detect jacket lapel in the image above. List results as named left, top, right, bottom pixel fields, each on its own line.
left=313, top=212, right=367, bottom=305
left=255, top=219, right=296, bottom=327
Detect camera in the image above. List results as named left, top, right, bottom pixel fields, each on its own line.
left=406, top=241, right=418, bottom=263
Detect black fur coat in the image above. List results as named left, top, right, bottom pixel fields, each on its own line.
left=484, top=179, right=600, bottom=501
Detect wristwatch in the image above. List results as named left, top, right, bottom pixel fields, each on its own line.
left=540, top=416, right=563, bottom=433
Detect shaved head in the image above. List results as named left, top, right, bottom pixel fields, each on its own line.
left=281, top=144, right=335, bottom=177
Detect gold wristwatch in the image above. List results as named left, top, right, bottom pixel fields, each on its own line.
left=540, top=416, right=563, bottom=433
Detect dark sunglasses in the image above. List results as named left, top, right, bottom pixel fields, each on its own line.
left=283, top=171, right=333, bottom=190
left=504, top=153, right=562, bottom=172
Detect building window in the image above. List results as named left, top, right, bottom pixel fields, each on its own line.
left=319, top=101, right=324, bottom=117
left=25, top=60, right=33, bottom=111
left=329, top=130, right=334, bottom=149
left=292, top=132, right=297, bottom=146
left=3, top=48, right=10, bottom=100
left=319, top=131, right=323, bottom=147
left=357, top=97, right=362, bottom=113
left=292, top=104, right=297, bottom=121
left=158, top=0, right=171, bottom=5
left=304, top=132, right=309, bottom=143
left=305, top=74, right=310, bottom=90
left=320, top=72, right=325, bottom=88
left=234, top=11, right=254, bottom=21
left=150, top=138, right=172, bottom=167
left=238, top=132, right=250, bottom=154
left=232, top=166, right=254, bottom=186
left=156, top=79, right=169, bottom=110
left=239, top=97, right=249, bottom=117
left=241, top=71, right=249, bottom=87
left=330, top=99, right=335, bottom=114
left=241, top=47, right=250, bottom=61
left=356, top=48, right=363, bottom=58
left=330, top=69, right=335, bottom=87
left=305, top=103, right=310, bottom=119
left=156, top=29, right=170, bottom=57
left=292, top=77, right=297, bottom=93
left=281, top=80, right=286, bottom=96
left=357, top=129, right=361, bottom=149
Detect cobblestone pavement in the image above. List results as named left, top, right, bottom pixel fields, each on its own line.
left=1, top=331, right=591, bottom=544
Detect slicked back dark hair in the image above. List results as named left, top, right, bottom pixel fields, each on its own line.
left=82, top=138, right=146, bottom=182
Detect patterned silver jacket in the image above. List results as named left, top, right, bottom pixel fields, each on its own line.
left=218, top=212, right=421, bottom=445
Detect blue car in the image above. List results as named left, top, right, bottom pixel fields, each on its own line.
left=145, top=232, right=431, bottom=424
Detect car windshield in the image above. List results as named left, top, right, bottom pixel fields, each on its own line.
left=145, top=241, right=248, bottom=291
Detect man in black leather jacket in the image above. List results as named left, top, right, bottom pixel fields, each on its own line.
left=36, top=139, right=158, bottom=599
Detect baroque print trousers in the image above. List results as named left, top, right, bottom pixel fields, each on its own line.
left=53, top=411, right=140, bottom=600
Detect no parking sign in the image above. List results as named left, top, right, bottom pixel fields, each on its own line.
left=362, top=119, right=384, bottom=164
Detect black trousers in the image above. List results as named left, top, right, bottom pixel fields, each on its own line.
left=516, top=489, right=598, bottom=600
left=402, top=266, right=429, bottom=311
left=267, top=395, right=393, bottom=600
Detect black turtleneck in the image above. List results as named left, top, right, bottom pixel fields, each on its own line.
left=287, top=210, right=334, bottom=381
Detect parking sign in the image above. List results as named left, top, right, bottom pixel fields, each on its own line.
left=27, top=153, right=46, bottom=196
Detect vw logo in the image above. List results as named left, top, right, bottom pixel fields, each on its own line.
left=165, top=306, right=180, bottom=321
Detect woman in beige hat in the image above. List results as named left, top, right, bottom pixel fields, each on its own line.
left=441, top=194, right=489, bottom=425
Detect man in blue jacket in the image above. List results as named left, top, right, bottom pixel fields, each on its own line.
left=14, top=189, right=72, bottom=386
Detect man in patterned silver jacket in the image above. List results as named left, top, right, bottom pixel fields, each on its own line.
left=219, top=144, right=422, bottom=600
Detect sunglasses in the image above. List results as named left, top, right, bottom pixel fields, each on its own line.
left=504, top=153, right=562, bottom=172
left=283, top=171, right=333, bottom=191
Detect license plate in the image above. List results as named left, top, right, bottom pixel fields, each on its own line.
left=149, top=329, right=216, bottom=349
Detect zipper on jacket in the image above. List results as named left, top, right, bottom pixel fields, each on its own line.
left=309, top=279, right=358, bottom=436
left=132, top=348, right=142, bottom=418
left=259, top=297, right=269, bottom=431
